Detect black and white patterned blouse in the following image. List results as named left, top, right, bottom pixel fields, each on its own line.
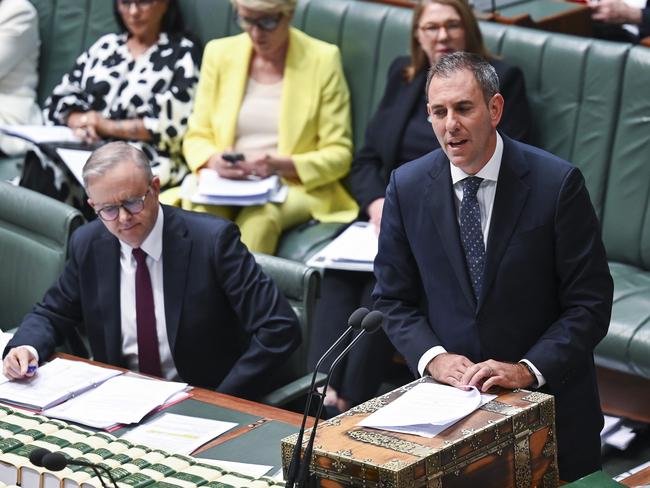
left=44, top=32, right=200, bottom=187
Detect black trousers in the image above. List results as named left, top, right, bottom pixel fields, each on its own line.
left=308, top=269, right=396, bottom=405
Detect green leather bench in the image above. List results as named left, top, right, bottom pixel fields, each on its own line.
left=18, top=0, right=650, bottom=390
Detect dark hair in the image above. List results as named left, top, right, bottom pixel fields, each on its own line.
left=113, top=0, right=185, bottom=37
left=425, top=51, right=499, bottom=104
left=404, top=0, right=492, bottom=82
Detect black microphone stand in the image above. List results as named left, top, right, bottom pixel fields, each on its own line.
left=284, top=307, right=369, bottom=488
left=296, top=311, right=384, bottom=487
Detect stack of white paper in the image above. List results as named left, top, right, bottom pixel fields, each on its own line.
left=181, top=169, right=287, bottom=206
left=43, top=374, right=188, bottom=429
left=122, top=413, right=237, bottom=454
left=358, top=383, right=496, bottom=438
left=0, top=357, right=122, bottom=410
left=307, top=221, right=378, bottom=272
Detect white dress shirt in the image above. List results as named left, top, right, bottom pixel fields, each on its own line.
left=119, top=206, right=179, bottom=380
left=416, top=134, right=545, bottom=388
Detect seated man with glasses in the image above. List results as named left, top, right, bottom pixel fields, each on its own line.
left=3, top=142, right=301, bottom=401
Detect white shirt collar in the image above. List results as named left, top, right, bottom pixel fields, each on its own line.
left=119, top=205, right=164, bottom=262
left=450, top=132, right=503, bottom=185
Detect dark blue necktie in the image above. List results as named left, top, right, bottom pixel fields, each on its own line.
left=460, top=177, right=485, bottom=299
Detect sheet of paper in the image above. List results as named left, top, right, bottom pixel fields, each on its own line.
left=197, top=168, right=279, bottom=198
left=197, top=458, right=273, bottom=479
left=121, top=413, right=237, bottom=454
left=0, top=124, right=80, bottom=144
left=55, top=148, right=92, bottom=185
left=358, top=383, right=497, bottom=438
left=307, top=221, right=378, bottom=272
left=0, top=357, right=122, bottom=410
left=44, top=375, right=188, bottom=428
left=180, top=171, right=287, bottom=206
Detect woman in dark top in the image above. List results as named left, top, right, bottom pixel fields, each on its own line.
left=309, top=0, right=532, bottom=414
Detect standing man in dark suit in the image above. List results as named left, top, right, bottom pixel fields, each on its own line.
left=3, top=142, right=301, bottom=401
left=373, top=52, right=613, bottom=481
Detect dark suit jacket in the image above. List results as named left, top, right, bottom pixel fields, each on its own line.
left=6, top=206, right=301, bottom=400
left=373, top=135, right=613, bottom=480
left=349, top=56, right=531, bottom=214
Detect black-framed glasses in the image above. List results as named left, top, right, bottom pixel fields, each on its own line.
left=95, top=189, right=150, bottom=221
left=234, top=12, right=284, bottom=32
left=117, top=0, right=158, bottom=10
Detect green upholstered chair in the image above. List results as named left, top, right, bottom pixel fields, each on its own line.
left=0, top=182, right=84, bottom=338
left=253, top=253, right=325, bottom=408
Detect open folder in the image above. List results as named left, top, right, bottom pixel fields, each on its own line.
left=307, top=221, right=378, bottom=272
left=0, top=358, right=188, bottom=429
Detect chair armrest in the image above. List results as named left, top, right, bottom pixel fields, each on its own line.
left=260, top=372, right=327, bottom=408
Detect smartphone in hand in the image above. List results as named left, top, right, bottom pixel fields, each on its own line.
left=222, top=152, right=245, bottom=166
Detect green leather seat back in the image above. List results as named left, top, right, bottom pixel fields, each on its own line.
left=480, top=22, right=629, bottom=218
left=253, top=253, right=320, bottom=383
left=29, top=0, right=118, bottom=106
left=601, top=45, right=650, bottom=270
left=0, top=182, right=84, bottom=330
left=297, top=0, right=411, bottom=149
left=177, top=0, right=235, bottom=49
left=596, top=262, right=650, bottom=378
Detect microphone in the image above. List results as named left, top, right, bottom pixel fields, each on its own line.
left=28, top=447, right=51, bottom=467
left=40, top=451, right=118, bottom=488
left=296, top=310, right=384, bottom=487
left=284, top=307, right=370, bottom=488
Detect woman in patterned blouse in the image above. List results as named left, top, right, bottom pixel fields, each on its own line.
left=22, top=0, right=199, bottom=214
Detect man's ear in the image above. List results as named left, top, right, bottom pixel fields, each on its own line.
left=489, top=93, right=504, bottom=129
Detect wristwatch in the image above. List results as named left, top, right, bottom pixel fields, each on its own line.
left=519, top=361, right=538, bottom=389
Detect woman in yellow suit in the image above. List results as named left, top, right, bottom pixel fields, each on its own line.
left=179, top=0, right=358, bottom=254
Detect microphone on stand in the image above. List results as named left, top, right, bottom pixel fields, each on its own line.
left=30, top=449, right=118, bottom=488
left=296, top=310, right=384, bottom=487
left=284, top=307, right=370, bottom=488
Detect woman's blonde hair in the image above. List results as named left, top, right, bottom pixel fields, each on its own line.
left=404, top=0, right=491, bottom=82
left=230, top=0, right=296, bottom=15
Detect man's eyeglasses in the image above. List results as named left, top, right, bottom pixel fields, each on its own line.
left=234, top=12, right=284, bottom=32
left=95, top=189, right=150, bottom=221
left=117, top=0, right=158, bottom=10
left=418, top=21, right=463, bottom=36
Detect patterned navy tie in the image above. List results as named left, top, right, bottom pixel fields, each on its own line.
left=460, top=176, right=485, bottom=299
left=133, top=248, right=162, bottom=377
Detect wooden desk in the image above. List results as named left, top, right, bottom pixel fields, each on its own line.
left=56, top=353, right=310, bottom=456
left=621, top=465, right=650, bottom=487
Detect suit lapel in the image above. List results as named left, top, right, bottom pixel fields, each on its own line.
left=161, top=207, right=191, bottom=354
left=218, top=36, right=252, bottom=148
left=427, top=154, right=477, bottom=310
left=92, top=234, right=122, bottom=364
left=478, top=137, right=530, bottom=311
left=279, top=29, right=311, bottom=154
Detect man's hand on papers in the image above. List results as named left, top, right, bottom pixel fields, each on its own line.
left=426, top=353, right=475, bottom=388
left=3, top=347, right=38, bottom=380
left=461, top=360, right=533, bottom=392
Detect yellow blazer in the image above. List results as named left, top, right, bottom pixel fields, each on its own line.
left=183, top=28, right=358, bottom=223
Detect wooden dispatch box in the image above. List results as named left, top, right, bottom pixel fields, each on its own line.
left=281, top=378, right=558, bottom=488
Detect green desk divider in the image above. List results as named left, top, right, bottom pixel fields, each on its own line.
left=195, top=420, right=298, bottom=471
left=113, top=398, right=262, bottom=437
left=563, top=471, right=626, bottom=487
